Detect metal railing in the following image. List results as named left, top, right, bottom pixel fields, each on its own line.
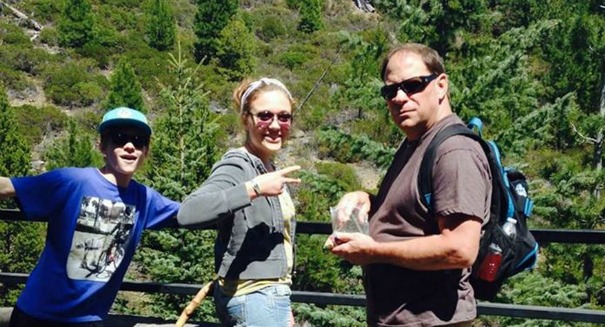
left=1, top=208, right=605, bottom=324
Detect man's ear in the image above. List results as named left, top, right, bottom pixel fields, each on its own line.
left=436, top=73, right=449, bottom=101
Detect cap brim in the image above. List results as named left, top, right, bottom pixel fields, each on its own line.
left=98, top=120, right=152, bottom=136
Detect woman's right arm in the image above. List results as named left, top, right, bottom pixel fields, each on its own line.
left=177, top=160, right=251, bottom=228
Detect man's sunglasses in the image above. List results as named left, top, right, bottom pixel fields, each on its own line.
left=108, top=132, right=149, bottom=149
left=251, top=111, right=293, bottom=126
left=380, top=74, right=438, bottom=100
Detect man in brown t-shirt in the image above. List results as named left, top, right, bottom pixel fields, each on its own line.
left=329, top=43, right=491, bottom=326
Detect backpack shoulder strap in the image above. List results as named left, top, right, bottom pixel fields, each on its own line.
left=418, top=123, right=508, bottom=224
left=418, top=124, right=480, bottom=211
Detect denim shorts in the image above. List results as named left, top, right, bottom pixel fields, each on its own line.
left=214, top=283, right=292, bottom=327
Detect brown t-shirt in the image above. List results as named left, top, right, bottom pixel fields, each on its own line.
left=365, top=114, right=491, bottom=327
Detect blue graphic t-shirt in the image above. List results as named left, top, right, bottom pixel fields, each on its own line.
left=11, top=167, right=180, bottom=323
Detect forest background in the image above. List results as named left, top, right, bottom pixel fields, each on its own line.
left=1, top=0, right=605, bottom=326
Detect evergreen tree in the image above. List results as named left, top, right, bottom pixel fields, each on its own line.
left=44, top=119, right=102, bottom=170
left=133, top=47, right=222, bottom=321
left=103, top=60, right=146, bottom=113
left=57, top=0, right=96, bottom=48
left=215, top=17, right=257, bottom=81
left=0, top=84, right=45, bottom=305
left=298, top=0, right=324, bottom=33
left=145, top=0, right=176, bottom=51
left=193, top=0, right=238, bottom=64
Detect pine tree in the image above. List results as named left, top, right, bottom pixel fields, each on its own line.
left=0, top=84, right=45, bottom=305
left=298, top=0, right=324, bottom=33
left=44, top=119, right=102, bottom=170
left=145, top=0, right=176, bottom=51
left=57, top=0, right=96, bottom=48
left=193, top=0, right=238, bottom=64
left=103, top=60, right=146, bottom=113
left=215, top=17, right=257, bottom=81
left=134, top=47, right=222, bottom=321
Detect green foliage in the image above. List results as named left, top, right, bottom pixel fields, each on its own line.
left=21, top=0, right=63, bottom=23
left=315, top=161, right=361, bottom=191
left=294, top=235, right=345, bottom=291
left=294, top=303, right=366, bottom=327
left=42, top=60, right=107, bottom=107
left=39, top=26, right=60, bottom=46
left=144, top=0, right=176, bottom=51
left=255, top=13, right=288, bottom=42
left=215, top=17, right=257, bottom=81
left=103, top=60, right=146, bottom=113
left=0, top=84, right=29, bottom=178
left=57, top=0, right=96, bottom=48
left=121, top=45, right=173, bottom=95
left=316, top=127, right=395, bottom=170
left=193, top=0, right=238, bottom=63
left=296, top=170, right=347, bottom=223
left=298, top=0, right=324, bottom=33
left=0, top=43, right=54, bottom=76
left=13, top=104, right=68, bottom=146
left=488, top=272, right=594, bottom=327
left=134, top=47, right=222, bottom=321
left=0, top=84, right=45, bottom=306
left=44, top=119, right=102, bottom=169
left=0, top=22, right=31, bottom=45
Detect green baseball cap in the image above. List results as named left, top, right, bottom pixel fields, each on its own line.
left=98, top=107, right=152, bottom=136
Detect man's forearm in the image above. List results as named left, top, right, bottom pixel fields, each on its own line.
left=369, top=219, right=482, bottom=270
left=371, top=235, right=475, bottom=270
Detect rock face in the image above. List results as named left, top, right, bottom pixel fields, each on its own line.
left=353, top=0, right=375, bottom=12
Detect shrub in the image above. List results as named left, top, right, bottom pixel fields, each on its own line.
left=279, top=51, right=307, bottom=71
left=39, top=27, right=59, bottom=47
left=316, top=161, right=361, bottom=191
left=0, top=23, right=30, bottom=45
left=42, top=60, right=106, bottom=107
left=20, top=0, right=62, bottom=23
left=256, top=15, right=288, bottom=42
left=0, top=68, right=28, bottom=92
left=13, top=104, right=68, bottom=146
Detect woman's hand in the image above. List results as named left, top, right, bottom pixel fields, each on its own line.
left=247, top=165, right=301, bottom=198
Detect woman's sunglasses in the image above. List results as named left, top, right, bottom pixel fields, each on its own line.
left=108, top=132, right=149, bottom=149
left=250, top=111, right=293, bottom=127
left=380, top=74, right=438, bottom=100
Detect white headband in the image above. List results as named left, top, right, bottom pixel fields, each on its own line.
left=240, top=78, right=293, bottom=113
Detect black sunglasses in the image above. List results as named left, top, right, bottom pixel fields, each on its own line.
left=251, top=111, right=293, bottom=124
left=380, top=74, right=438, bottom=100
left=108, top=132, right=149, bottom=149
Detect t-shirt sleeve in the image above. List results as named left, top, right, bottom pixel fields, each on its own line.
left=144, top=188, right=180, bottom=229
left=11, top=169, right=71, bottom=221
left=431, top=137, right=491, bottom=222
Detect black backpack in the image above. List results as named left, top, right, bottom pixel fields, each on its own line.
left=418, top=117, right=539, bottom=301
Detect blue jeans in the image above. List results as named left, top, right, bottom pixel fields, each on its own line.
left=214, top=283, right=292, bottom=327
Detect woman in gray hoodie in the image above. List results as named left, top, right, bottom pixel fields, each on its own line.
left=178, top=77, right=301, bottom=327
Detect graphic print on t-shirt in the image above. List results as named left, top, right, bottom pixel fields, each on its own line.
left=67, top=196, right=135, bottom=281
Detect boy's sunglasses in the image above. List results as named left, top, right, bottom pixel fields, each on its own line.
left=380, top=74, right=438, bottom=100
left=251, top=111, right=293, bottom=126
left=108, top=132, right=149, bottom=149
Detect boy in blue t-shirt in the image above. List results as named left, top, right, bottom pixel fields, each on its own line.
left=0, top=107, right=180, bottom=327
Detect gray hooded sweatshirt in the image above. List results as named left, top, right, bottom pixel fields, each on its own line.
left=177, top=149, right=295, bottom=280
